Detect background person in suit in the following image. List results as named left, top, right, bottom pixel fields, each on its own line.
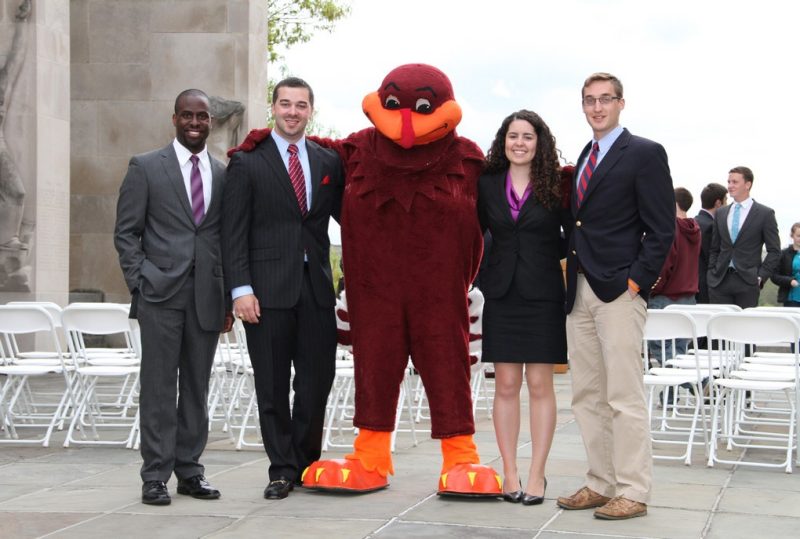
left=707, top=166, right=780, bottom=309
left=221, top=77, right=344, bottom=500
left=695, top=183, right=727, bottom=304
left=477, top=110, right=571, bottom=506
left=114, top=89, right=227, bottom=505
left=557, top=73, right=674, bottom=520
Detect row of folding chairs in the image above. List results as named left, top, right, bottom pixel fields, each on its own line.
left=643, top=303, right=800, bottom=472
left=215, top=331, right=496, bottom=452
left=0, top=301, right=140, bottom=448
left=2, top=300, right=495, bottom=454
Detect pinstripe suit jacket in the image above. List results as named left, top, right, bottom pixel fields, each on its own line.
left=221, top=135, right=344, bottom=309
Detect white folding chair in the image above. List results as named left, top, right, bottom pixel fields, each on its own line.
left=642, top=310, right=708, bottom=465
left=322, top=349, right=357, bottom=451
left=706, top=312, right=800, bottom=472
left=0, top=305, right=72, bottom=447
left=60, top=303, right=140, bottom=447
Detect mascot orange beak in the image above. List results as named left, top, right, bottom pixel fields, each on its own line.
left=362, top=92, right=461, bottom=149
left=362, top=63, right=463, bottom=149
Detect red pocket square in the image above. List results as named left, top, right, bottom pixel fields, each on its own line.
left=321, top=175, right=330, bottom=185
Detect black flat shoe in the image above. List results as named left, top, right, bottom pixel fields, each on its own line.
left=142, top=480, right=171, bottom=505
left=264, top=478, right=294, bottom=499
left=521, top=477, right=547, bottom=506
left=177, top=474, right=221, bottom=499
left=502, top=480, right=524, bottom=503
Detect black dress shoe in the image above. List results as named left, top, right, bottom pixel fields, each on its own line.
left=521, top=477, right=547, bottom=506
left=142, top=480, right=171, bottom=505
left=264, top=478, right=294, bottom=499
left=502, top=480, right=524, bottom=503
left=177, top=475, right=221, bottom=499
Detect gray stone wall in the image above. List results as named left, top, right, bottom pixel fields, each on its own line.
left=0, top=0, right=70, bottom=305
left=70, top=0, right=268, bottom=303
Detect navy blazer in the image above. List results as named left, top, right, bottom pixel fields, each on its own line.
left=477, top=170, right=572, bottom=302
left=565, top=129, right=675, bottom=313
left=221, top=136, right=344, bottom=309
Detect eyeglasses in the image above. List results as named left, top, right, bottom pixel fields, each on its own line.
left=177, top=111, right=212, bottom=122
left=582, top=95, right=621, bottom=107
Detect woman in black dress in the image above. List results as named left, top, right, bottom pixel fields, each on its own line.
left=477, top=110, right=571, bottom=505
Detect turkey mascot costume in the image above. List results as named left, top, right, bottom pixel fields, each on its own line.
left=231, top=64, right=501, bottom=497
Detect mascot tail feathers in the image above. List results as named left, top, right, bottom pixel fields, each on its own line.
left=468, top=287, right=484, bottom=364
left=336, top=290, right=352, bottom=351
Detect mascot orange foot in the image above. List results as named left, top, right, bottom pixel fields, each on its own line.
left=302, top=458, right=389, bottom=493
left=302, top=429, right=390, bottom=492
left=436, top=433, right=501, bottom=497
left=302, top=430, right=501, bottom=497
left=438, top=463, right=503, bottom=497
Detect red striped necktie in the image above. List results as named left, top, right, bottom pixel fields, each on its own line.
left=576, top=142, right=599, bottom=207
left=288, top=144, right=308, bottom=216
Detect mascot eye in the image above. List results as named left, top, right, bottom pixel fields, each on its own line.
left=415, top=98, right=432, bottom=114
left=384, top=95, right=401, bottom=109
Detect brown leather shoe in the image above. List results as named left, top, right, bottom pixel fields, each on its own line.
left=556, top=486, right=611, bottom=510
left=593, top=496, right=647, bottom=520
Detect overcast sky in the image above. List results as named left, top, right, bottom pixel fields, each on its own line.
left=280, top=0, right=798, bottom=245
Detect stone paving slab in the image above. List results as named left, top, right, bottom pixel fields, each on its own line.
left=2, top=373, right=800, bottom=537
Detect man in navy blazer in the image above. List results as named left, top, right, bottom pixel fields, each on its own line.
left=707, top=166, right=780, bottom=308
left=556, top=73, right=674, bottom=520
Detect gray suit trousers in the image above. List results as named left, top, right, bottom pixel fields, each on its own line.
left=137, top=275, right=219, bottom=482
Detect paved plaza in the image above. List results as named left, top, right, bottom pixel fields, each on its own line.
left=2, top=372, right=800, bottom=538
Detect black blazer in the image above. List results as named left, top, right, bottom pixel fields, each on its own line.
left=770, top=245, right=799, bottom=304
left=477, top=171, right=571, bottom=302
left=707, top=200, right=780, bottom=288
left=221, top=136, right=344, bottom=309
left=565, top=129, right=675, bottom=313
left=694, top=209, right=714, bottom=302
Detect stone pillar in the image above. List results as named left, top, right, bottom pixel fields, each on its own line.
left=69, top=0, right=269, bottom=304
left=0, top=0, right=71, bottom=305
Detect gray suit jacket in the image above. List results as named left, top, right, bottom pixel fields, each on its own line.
left=114, top=143, right=227, bottom=331
left=707, top=200, right=780, bottom=288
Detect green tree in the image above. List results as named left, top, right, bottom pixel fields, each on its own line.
left=266, top=0, right=350, bottom=136
left=267, top=0, right=351, bottom=63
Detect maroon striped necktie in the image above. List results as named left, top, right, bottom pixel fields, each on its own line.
left=287, top=144, right=308, bottom=216
left=576, top=142, right=599, bottom=207
left=189, top=155, right=204, bottom=225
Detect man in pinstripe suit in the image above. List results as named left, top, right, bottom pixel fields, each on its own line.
left=221, top=77, right=344, bottom=499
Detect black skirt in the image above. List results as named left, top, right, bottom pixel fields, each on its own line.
left=481, top=283, right=567, bottom=364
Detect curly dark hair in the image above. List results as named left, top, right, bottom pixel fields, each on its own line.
left=484, top=110, right=562, bottom=209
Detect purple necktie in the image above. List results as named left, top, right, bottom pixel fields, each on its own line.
left=189, top=154, right=204, bottom=225
left=576, top=142, right=599, bottom=207
left=288, top=144, right=308, bottom=216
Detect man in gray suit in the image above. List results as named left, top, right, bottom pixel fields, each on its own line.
left=115, top=89, right=228, bottom=505
left=708, top=166, right=780, bottom=308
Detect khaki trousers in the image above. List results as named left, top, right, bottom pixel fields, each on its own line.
left=566, top=274, right=652, bottom=503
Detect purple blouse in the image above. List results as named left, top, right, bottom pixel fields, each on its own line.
left=505, top=171, right=532, bottom=221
